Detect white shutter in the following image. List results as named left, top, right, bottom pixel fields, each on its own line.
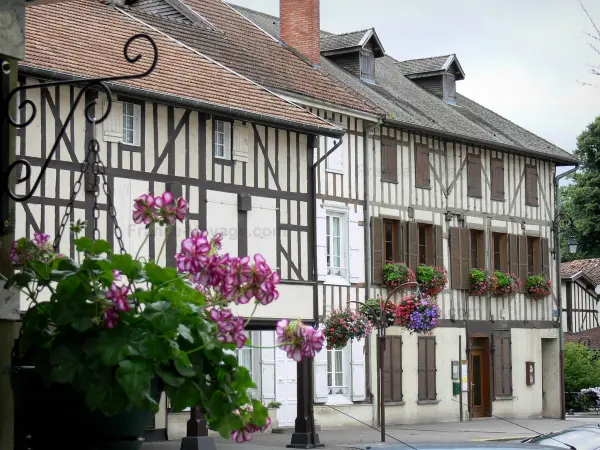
left=224, top=121, right=232, bottom=159
left=326, top=138, right=345, bottom=173
left=233, top=122, right=249, bottom=163
left=316, top=204, right=328, bottom=280
left=133, top=103, right=142, bottom=146
left=261, top=331, right=276, bottom=404
left=348, top=210, right=362, bottom=283
left=103, top=100, right=123, bottom=142
left=351, top=338, right=366, bottom=401
left=314, top=332, right=329, bottom=403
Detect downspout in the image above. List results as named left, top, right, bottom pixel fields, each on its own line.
left=554, top=164, right=579, bottom=420
left=363, top=119, right=381, bottom=425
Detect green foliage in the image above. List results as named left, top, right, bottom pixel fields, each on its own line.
left=382, top=262, right=415, bottom=287
left=564, top=342, right=600, bottom=393
left=470, top=269, right=492, bottom=296
left=525, top=275, right=552, bottom=300
left=560, top=116, right=600, bottom=259
left=9, top=237, right=265, bottom=439
left=266, top=401, right=281, bottom=409
left=416, top=265, right=448, bottom=297
left=360, top=297, right=396, bottom=327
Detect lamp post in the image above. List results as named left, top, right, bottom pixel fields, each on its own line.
left=551, top=211, right=578, bottom=421
left=349, top=281, right=420, bottom=443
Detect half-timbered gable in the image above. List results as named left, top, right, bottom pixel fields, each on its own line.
left=561, top=263, right=600, bottom=333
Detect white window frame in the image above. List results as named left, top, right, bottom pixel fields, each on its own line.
left=325, top=136, right=345, bottom=174
left=122, top=102, right=141, bottom=146
left=326, top=347, right=352, bottom=405
left=213, top=119, right=232, bottom=160
left=236, top=331, right=261, bottom=399
left=326, top=211, right=347, bottom=279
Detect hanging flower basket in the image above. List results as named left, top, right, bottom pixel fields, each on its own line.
left=394, top=294, right=441, bottom=334
left=526, top=275, right=552, bottom=300
left=416, top=265, right=448, bottom=297
left=383, top=262, right=415, bottom=287
left=359, top=297, right=397, bottom=328
left=470, top=269, right=493, bottom=296
left=8, top=189, right=324, bottom=448
left=324, top=310, right=373, bottom=350
left=492, top=272, right=521, bottom=297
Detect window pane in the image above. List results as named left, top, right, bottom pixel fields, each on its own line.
left=493, top=234, right=501, bottom=271
left=527, top=237, right=535, bottom=276
left=471, top=231, right=478, bottom=269
left=419, top=226, right=427, bottom=265
left=125, top=130, right=133, bottom=144
left=333, top=217, right=341, bottom=268
left=326, top=217, right=331, bottom=267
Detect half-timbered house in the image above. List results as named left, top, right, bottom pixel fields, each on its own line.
left=561, top=260, right=600, bottom=333
left=18, top=0, right=346, bottom=439
left=233, top=0, right=579, bottom=426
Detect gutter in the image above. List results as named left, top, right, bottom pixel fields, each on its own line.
left=554, top=163, right=579, bottom=421
left=19, top=65, right=345, bottom=139
left=384, top=118, right=578, bottom=166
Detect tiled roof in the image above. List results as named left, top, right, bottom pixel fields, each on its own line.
left=395, top=55, right=453, bottom=76
left=562, top=259, right=600, bottom=286
left=128, top=0, right=382, bottom=116
left=565, top=328, right=600, bottom=349
left=231, top=4, right=578, bottom=164
left=321, top=30, right=370, bottom=53
left=23, top=1, right=341, bottom=135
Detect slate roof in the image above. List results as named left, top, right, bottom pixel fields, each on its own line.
left=123, top=0, right=381, bottom=116
left=23, top=1, right=341, bottom=136
left=321, top=30, right=370, bottom=53
left=395, top=55, right=453, bottom=76
left=562, top=259, right=600, bottom=286
left=230, top=4, right=578, bottom=164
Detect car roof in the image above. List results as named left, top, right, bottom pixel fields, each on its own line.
left=347, top=442, right=560, bottom=450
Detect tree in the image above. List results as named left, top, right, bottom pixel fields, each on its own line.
left=564, top=342, right=600, bottom=392
left=577, top=0, right=600, bottom=84
left=561, top=116, right=600, bottom=260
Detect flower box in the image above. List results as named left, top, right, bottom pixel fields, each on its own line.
left=470, top=269, right=492, bottom=296
left=416, top=265, right=448, bottom=298
left=383, top=262, right=415, bottom=288
left=492, top=272, right=521, bottom=297
left=526, top=275, right=552, bottom=300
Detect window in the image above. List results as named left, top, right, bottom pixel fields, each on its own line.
left=415, top=144, right=430, bottom=188
left=416, top=224, right=434, bottom=266
left=470, top=230, right=484, bottom=270
left=467, top=154, right=482, bottom=198
left=326, top=137, right=345, bottom=173
left=237, top=339, right=258, bottom=398
left=384, top=219, right=398, bottom=263
left=359, top=50, right=375, bottom=82
left=122, top=102, right=141, bottom=146
left=327, top=348, right=347, bottom=396
left=527, top=236, right=541, bottom=276
left=418, top=225, right=427, bottom=265
left=383, top=337, right=402, bottom=403
left=326, top=213, right=346, bottom=277
left=493, top=331, right=512, bottom=398
left=213, top=119, right=232, bottom=160
left=418, top=336, right=436, bottom=401
left=381, top=137, right=397, bottom=183
left=525, top=165, right=539, bottom=207
left=491, top=158, right=505, bottom=201
left=492, top=233, right=508, bottom=272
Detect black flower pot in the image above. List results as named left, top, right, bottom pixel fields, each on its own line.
left=11, top=366, right=162, bottom=450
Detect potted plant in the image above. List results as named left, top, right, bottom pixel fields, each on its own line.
left=470, top=269, right=493, bottom=296
left=266, top=401, right=281, bottom=430
left=416, top=265, right=448, bottom=298
left=394, top=294, right=440, bottom=334
left=492, top=272, right=521, bottom=297
left=359, top=297, right=397, bottom=327
left=382, top=262, right=415, bottom=287
left=323, top=310, right=373, bottom=349
left=7, top=192, right=324, bottom=449
left=526, top=275, right=552, bottom=300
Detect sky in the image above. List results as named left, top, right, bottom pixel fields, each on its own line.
left=228, top=0, right=600, bottom=161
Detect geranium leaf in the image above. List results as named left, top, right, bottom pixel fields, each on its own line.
left=178, top=324, right=194, bottom=343
left=115, top=360, right=150, bottom=404
left=157, top=366, right=185, bottom=387
left=98, top=330, right=138, bottom=366
left=49, top=345, right=80, bottom=384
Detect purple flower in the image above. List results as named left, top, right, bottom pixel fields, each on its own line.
left=33, top=232, right=52, bottom=251
left=176, top=230, right=211, bottom=274
left=132, top=194, right=156, bottom=225
left=105, top=283, right=130, bottom=312
left=154, top=191, right=174, bottom=209
left=103, top=306, right=119, bottom=329
left=170, top=197, right=188, bottom=224
left=9, top=241, right=25, bottom=266
left=300, top=326, right=324, bottom=358
left=275, top=319, right=324, bottom=362
left=250, top=254, right=280, bottom=306
left=209, top=308, right=247, bottom=349
left=231, top=427, right=253, bottom=443
left=113, top=270, right=122, bottom=281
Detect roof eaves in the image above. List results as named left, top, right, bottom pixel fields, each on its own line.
left=19, top=64, right=344, bottom=138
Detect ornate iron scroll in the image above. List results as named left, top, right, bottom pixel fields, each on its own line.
left=1, top=33, right=158, bottom=204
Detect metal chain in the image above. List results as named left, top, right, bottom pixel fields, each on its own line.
left=96, top=155, right=126, bottom=254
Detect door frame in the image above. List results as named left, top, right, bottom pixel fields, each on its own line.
left=468, top=335, right=492, bottom=419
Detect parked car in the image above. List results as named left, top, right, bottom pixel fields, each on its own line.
left=346, top=442, right=560, bottom=450
left=521, top=425, right=600, bottom=450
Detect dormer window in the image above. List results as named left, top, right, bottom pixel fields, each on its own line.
left=360, top=50, right=375, bottom=82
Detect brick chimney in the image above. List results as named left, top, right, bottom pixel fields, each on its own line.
left=280, top=0, right=320, bottom=65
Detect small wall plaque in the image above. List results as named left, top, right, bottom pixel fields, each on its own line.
left=451, top=361, right=459, bottom=380
left=526, top=362, right=535, bottom=386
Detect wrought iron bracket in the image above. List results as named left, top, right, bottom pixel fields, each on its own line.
left=0, top=33, right=158, bottom=234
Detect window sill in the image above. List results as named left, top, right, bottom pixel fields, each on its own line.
left=385, top=401, right=405, bottom=406
left=416, top=400, right=440, bottom=405
left=494, top=396, right=514, bottom=401
left=467, top=194, right=483, bottom=199
left=382, top=179, right=399, bottom=185
left=491, top=197, right=506, bottom=202
left=324, top=275, right=351, bottom=287
left=525, top=202, right=539, bottom=208
left=214, top=157, right=233, bottom=166
left=416, top=185, right=432, bottom=190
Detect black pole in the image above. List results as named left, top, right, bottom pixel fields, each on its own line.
left=459, top=335, right=463, bottom=421
left=288, top=358, right=323, bottom=448
left=378, top=334, right=386, bottom=442
left=180, top=407, right=216, bottom=450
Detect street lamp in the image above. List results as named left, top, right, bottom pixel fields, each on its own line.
left=550, top=213, right=576, bottom=260
left=349, top=281, right=420, bottom=443
left=568, top=235, right=578, bottom=255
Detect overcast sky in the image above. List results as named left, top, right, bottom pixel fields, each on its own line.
left=229, top=0, right=599, bottom=160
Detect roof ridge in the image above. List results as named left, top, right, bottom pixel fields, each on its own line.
left=322, top=28, right=371, bottom=39
left=395, top=54, right=453, bottom=64
left=455, top=92, right=575, bottom=157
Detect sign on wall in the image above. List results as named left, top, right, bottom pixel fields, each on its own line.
left=461, top=360, right=468, bottom=392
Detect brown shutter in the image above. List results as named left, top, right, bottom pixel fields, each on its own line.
left=415, top=144, right=430, bottom=188
left=490, top=159, right=505, bottom=200
left=460, top=228, right=471, bottom=289
left=492, top=335, right=503, bottom=398
left=434, top=225, right=444, bottom=268
left=467, top=154, right=482, bottom=198
left=383, top=337, right=392, bottom=402
left=390, top=337, right=403, bottom=402
left=518, top=235, right=528, bottom=292
left=509, top=234, right=519, bottom=275
left=450, top=227, right=461, bottom=289
left=382, top=138, right=398, bottom=183
left=499, top=234, right=509, bottom=273
left=407, top=222, right=418, bottom=272
left=541, top=238, right=550, bottom=278
left=426, top=337, right=437, bottom=400
left=502, top=334, right=513, bottom=395
left=417, top=337, right=427, bottom=401
left=372, top=217, right=384, bottom=284
left=525, top=166, right=539, bottom=206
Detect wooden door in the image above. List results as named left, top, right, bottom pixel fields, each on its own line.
left=470, top=349, right=486, bottom=418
